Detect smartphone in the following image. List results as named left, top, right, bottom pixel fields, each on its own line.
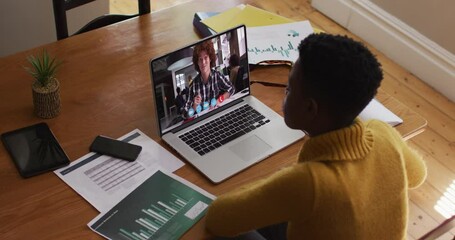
left=89, top=135, right=142, bottom=161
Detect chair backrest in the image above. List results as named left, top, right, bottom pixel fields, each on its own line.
left=52, top=0, right=150, bottom=40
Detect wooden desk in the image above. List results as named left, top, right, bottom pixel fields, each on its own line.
left=0, top=0, right=426, bottom=239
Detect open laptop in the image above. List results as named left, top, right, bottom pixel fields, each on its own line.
left=149, top=25, right=305, bottom=183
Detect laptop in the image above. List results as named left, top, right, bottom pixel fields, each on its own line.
left=149, top=25, right=305, bottom=183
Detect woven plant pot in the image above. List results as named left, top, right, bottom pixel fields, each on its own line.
left=32, top=78, right=61, bottom=118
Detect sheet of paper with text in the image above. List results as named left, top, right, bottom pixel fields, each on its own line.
left=54, top=129, right=185, bottom=212
left=247, top=21, right=314, bottom=64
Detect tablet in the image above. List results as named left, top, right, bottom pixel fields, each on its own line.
left=1, top=122, right=70, bottom=178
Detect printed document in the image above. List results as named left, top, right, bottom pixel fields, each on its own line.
left=54, top=129, right=184, bottom=212
left=89, top=169, right=214, bottom=240
left=247, top=21, right=314, bottom=64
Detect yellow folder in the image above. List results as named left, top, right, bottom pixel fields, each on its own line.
left=201, top=4, right=294, bottom=32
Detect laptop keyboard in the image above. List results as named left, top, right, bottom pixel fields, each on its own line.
left=179, top=105, right=270, bottom=156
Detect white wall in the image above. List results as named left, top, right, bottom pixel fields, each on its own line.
left=0, top=0, right=108, bottom=57
left=371, top=0, right=455, bottom=55
left=311, top=0, right=455, bottom=103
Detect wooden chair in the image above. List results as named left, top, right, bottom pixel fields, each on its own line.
left=52, top=0, right=150, bottom=40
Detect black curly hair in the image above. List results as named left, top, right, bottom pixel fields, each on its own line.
left=298, top=33, right=383, bottom=121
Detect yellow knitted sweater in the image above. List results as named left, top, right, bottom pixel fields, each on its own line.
left=205, top=119, right=427, bottom=239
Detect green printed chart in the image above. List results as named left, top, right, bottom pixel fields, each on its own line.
left=89, top=170, right=214, bottom=240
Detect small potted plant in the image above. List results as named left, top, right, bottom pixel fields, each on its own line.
left=25, top=50, right=62, bottom=118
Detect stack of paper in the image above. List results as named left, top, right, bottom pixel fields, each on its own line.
left=198, top=4, right=317, bottom=64
left=201, top=4, right=294, bottom=32
left=55, top=129, right=216, bottom=239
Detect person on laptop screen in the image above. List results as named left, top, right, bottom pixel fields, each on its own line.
left=184, top=40, right=235, bottom=118
left=204, top=33, right=427, bottom=239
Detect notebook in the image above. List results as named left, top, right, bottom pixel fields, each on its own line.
left=149, top=25, right=304, bottom=183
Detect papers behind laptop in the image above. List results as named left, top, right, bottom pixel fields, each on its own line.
left=247, top=21, right=314, bottom=65
left=201, top=4, right=294, bottom=33
left=359, top=99, right=403, bottom=126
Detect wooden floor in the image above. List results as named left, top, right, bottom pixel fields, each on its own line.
left=110, top=1, right=455, bottom=239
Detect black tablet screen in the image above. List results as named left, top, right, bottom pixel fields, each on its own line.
left=1, top=122, right=70, bottom=178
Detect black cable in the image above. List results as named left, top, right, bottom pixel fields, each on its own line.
left=248, top=62, right=292, bottom=88
left=250, top=80, right=287, bottom=88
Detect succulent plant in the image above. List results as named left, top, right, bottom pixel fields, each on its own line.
left=25, top=50, right=62, bottom=87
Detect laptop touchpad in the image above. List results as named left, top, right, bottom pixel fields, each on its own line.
left=229, top=135, right=272, bottom=161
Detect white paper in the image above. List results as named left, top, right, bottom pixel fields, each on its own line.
left=54, top=129, right=185, bottom=212
left=247, top=21, right=314, bottom=64
left=359, top=99, right=403, bottom=126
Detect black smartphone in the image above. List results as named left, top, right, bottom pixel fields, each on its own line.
left=89, top=135, right=142, bottom=162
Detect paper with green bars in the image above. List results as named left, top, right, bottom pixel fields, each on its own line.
left=89, top=170, right=215, bottom=240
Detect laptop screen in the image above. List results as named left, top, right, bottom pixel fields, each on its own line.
left=150, top=25, right=250, bottom=135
